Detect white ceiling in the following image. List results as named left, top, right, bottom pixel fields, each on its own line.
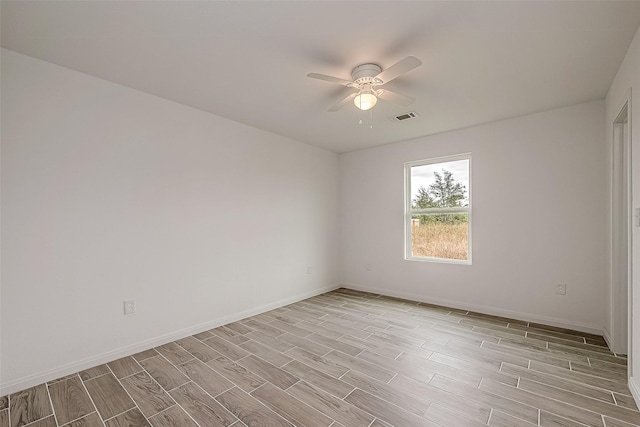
left=3, top=1, right=640, bottom=153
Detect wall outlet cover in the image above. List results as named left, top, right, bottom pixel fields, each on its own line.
left=555, top=284, right=567, bottom=295
left=124, top=300, right=136, bottom=315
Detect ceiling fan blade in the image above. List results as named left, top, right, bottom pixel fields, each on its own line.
left=378, top=89, right=415, bottom=106
left=328, top=92, right=357, bottom=112
left=307, top=73, right=353, bottom=86
left=375, top=56, right=422, bottom=84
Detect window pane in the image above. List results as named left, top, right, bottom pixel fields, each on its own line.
left=411, top=214, right=469, bottom=260
left=411, top=159, right=469, bottom=208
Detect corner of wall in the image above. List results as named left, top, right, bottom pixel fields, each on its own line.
left=629, top=376, right=640, bottom=409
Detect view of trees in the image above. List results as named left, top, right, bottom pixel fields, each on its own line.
left=412, top=169, right=468, bottom=224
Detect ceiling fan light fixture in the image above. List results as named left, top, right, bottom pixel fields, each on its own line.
left=307, top=56, right=421, bottom=113
left=354, top=92, right=377, bottom=111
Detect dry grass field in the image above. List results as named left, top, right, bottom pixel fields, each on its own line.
left=411, top=221, right=468, bottom=260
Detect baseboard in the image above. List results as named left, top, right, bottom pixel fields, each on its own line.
left=341, top=282, right=603, bottom=336
left=0, top=283, right=340, bottom=396
left=629, top=377, right=640, bottom=408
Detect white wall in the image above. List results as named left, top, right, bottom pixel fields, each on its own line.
left=340, top=100, right=607, bottom=332
left=606, top=26, right=640, bottom=399
left=0, top=49, right=340, bottom=394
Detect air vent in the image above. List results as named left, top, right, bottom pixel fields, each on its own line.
left=391, top=111, right=419, bottom=122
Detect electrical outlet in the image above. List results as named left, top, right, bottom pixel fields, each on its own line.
left=307, top=266, right=312, bottom=275
left=366, top=263, right=372, bottom=271
left=555, top=284, right=567, bottom=295
left=124, top=300, right=136, bottom=315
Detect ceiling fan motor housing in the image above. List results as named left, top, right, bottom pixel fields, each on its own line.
left=351, top=63, right=383, bottom=85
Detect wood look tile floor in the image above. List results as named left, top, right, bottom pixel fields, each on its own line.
left=1, top=288, right=637, bottom=427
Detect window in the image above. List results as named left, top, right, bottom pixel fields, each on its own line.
left=405, top=154, right=471, bottom=263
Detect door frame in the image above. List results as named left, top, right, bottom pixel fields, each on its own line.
left=610, top=91, right=632, bottom=364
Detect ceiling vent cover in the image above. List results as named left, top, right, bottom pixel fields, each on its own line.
left=391, top=111, right=418, bottom=122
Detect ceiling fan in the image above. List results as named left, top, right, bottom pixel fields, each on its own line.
left=307, top=56, right=422, bottom=112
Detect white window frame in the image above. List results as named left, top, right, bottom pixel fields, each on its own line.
left=404, top=153, right=472, bottom=264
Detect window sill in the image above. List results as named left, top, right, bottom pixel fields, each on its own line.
left=405, top=256, right=472, bottom=265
